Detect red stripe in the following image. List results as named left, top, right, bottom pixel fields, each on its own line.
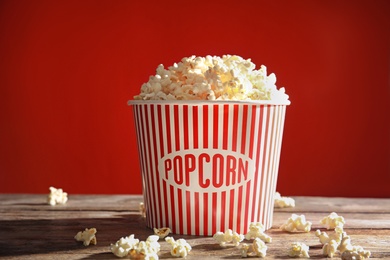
left=165, top=105, right=172, bottom=154
left=212, top=192, right=217, bottom=235
left=236, top=186, right=243, bottom=234
left=220, top=191, right=226, bottom=231
left=193, top=106, right=199, bottom=149
left=139, top=105, right=151, bottom=227
left=232, top=104, right=239, bottom=152
left=177, top=188, right=183, bottom=234
left=264, top=106, right=275, bottom=226
left=186, top=191, right=191, bottom=235
left=242, top=106, right=256, bottom=231
left=249, top=105, right=257, bottom=159
left=236, top=104, right=248, bottom=233
left=258, top=106, right=270, bottom=222
left=243, top=180, right=251, bottom=233
left=203, top=105, right=208, bottom=149
left=213, top=105, right=219, bottom=149
left=203, top=193, right=208, bottom=235
left=251, top=105, right=264, bottom=221
left=244, top=105, right=257, bottom=230
left=223, top=104, right=229, bottom=150
left=174, top=105, right=180, bottom=151
left=183, top=105, right=189, bottom=150
left=157, top=105, right=165, bottom=157
left=229, top=189, right=235, bottom=230
left=265, top=106, right=276, bottom=228
left=144, top=104, right=158, bottom=228
left=240, top=105, right=248, bottom=155
left=134, top=105, right=150, bottom=225
left=170, top=185, right=176, bottom=234
left=150, top=104, right=162, bottom=228
left=163, top=180, right=169, bottom=229
left=195, top=192, right=200, bottom=235
left=229, top=105, right=239, bottom=230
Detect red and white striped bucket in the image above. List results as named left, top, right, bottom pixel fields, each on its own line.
left=129, top=100, right=288, bottom=236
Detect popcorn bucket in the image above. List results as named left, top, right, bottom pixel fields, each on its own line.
left=129, top=100, right=289, bottom=236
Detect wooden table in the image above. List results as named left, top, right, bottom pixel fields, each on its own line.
left=0, top=195, right=389, bottom=259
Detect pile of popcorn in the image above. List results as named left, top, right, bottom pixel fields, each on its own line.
left=133, top=55, right=289, bottom=103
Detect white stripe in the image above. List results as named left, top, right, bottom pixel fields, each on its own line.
left=225, top=104, right=234, bottom=230
left=207, top=105, right=214, bottom=236
left=198, top=193, right=204, bottom=235
left=140, top=105, right=153, bottom=228
left=162, top=105, right=172, bottom=230
left=239, top=105, right=252, bottom=232
left=177, top=106, right=186, bottom=234
left=154, top=104, right=165, bottom=228
left=146, top=104, right=160, bottom=228
left=187, top=106, right=196, bottom=235
left=256, top=105, right=268, bottom=223
left=269, top=106, right=282, bottom=225
left=232, top=104, right=243, bottom=232
left=216, top=104, right=225, bottom=232
left=197, top=105, right=204, bottom=235
left=247, top=105, right=260, bottom=226
left=263, top=105, right=274, bottom=228
left=169, top=105, right=180, bottom=234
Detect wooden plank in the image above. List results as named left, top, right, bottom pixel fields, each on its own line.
left=0, top=195, right=389, bottom=259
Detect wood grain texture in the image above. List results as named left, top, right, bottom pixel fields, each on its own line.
left=0, top=195, right=389, bottom=259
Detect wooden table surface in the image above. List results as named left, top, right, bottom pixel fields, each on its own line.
left=0, top=194, right=389, bottom=259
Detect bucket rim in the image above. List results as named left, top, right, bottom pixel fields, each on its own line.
left=127, top=99, right=291, bottom=106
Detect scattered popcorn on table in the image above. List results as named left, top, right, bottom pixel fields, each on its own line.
left=337, top=235, right=371, bottom=259
left=240, top=238, right=267, bottom=258
left=240, top=243, right=251, bottom=258
left=274, top=192, right=295, bottom=208
left=213, top=229, right=244, bottom=247
left=280, top=214, right=312, bottom=232
left=338, top=235, right=354, bottom=253
left=320, top=212, right=345, bottom=230
left=253, top=238, right=268, bottom=257
left=341, top=246, right=371, bottom=260
left=322, top=239, right=339, bottom=258
left=245, top=222, right=272, bottom=243
left=133, top=55, right=289, bottom=103
left=74, top=228, right=97, bottom=246
left=139, top=202, right=146, bottom=218
left=165, top=237, right=192, bottom=257
left=129, top=236, right=160, bottom=260
left=145, top=235, right=161, bottom=253
left=110, top=234, right=140, bottom=258
left=315, top=226, right=344, bottom=245
left=47, top=186, right=68, bottom=206
left=111, top=234, right=160, bottom=259
left=153, top=227, right=171, bottom=239
left=288, top=242, right=310, bottom=258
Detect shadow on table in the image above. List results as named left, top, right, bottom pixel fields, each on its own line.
left=0, top=213, right=150, bottom=257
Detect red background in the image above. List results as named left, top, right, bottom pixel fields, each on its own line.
left=1, top=0, right=389, bottom=197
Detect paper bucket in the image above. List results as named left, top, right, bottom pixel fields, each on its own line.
left=129, top=100, right=288, bottom=236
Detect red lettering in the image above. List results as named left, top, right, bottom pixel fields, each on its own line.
left=199, top=153, right=210, bottom=188
left=184, top=154, right=196, bottom=186
left=238, top=159, right=249, bottom=182
left=173, top=156, right=183, bottom=185
left=162, top=152, right=251, bottom=189
left=212, top=153, right=224, bottom=188
left=164, top=159, right=172, bottom=180
left=226, top=155, right=237, bottom=186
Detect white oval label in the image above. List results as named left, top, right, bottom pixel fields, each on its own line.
left=158, top=149, right=255, bottom=192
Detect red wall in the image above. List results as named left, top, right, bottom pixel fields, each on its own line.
left=1, top=0, right=389, bottom=197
